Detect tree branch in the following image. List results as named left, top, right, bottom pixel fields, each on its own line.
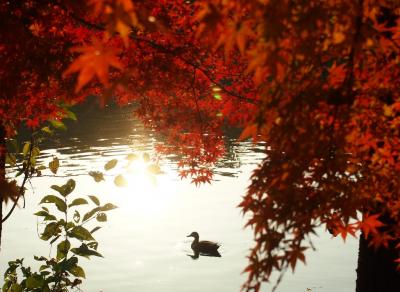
left=65, top=8, right=259, bottom=105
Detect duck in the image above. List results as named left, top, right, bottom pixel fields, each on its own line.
left=187, top=231, right=221, bottom=257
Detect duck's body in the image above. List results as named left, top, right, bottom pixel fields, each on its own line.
left=187, top=232, right=220, bottom=256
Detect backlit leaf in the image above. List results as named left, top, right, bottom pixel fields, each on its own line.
left=88, top=195, right=100, bottom=206
left=69, top=265, right=86, bottom=278
left=69, top=198, right=88, bottom=208
left=114, top=174, right=128, bottom=187
left=88, top=171, right=105, bottom=182
left=96, top=213, right=107, bottom=222
left=104, top=159, right=118, bottom=171
left=57, top=239, right=71, bottom=261
left=49, top=157, right=59, bottom=174
left=69, top=226, right=95, bottom=241
left=39, top=195, right=66, bottom=213
left=63, top=38, right=123, bottom=92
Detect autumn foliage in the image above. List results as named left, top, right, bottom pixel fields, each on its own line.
left=1, top=0, right=400, bottom=290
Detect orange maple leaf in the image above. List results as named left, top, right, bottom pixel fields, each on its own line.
left=328, top=62, right=347, bottom=88
left=368, top=233, right=394, bottom=250
left=359, top=214, right=385, bottom=239
left=331, top=222, right=357, bottom=242
left=64, top=38, right=123, bottom=92
left=288, top=246, right=307, bottom=271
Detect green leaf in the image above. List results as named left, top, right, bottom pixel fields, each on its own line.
left=87, top=241, right=99, bottom=250
left=5, top=153, right=16, bottom=166
left=213, top=93, right=222, bottom=100
left=88, top=195, right=100, bottom=206
left=69, top=198, right=88, bottom=208
left=69, top=226, right=95, bottom=241
left=34, top=210, right=49, bottom=217
left=10, top=283, right=22, bottom=292
left=41, top=126, right=53, bottom=134
left=50, top=120, right=66, bottom=130
left=22, top=142, right=31, bottom=157
left=34, top=256, right=47, bottom=262
left=64, top=109, right=77, bottom=121
left=96, top=213, right=107, bottom=222
left=100, top=203, right=118, bottom=212
left=15, top=169, right=24, bottom=177
left=40, top=271, right=51, bottom=277
left=39, top=195, right=66, bottom=213
left=69, top=265, right=86, bottom=278
left=50, top=185, right=63, bottom=194
left=44, top=214, right=57, bottom=221
left=40, top=222, right=58, bottom=241
left=104, top=159, right=118, bottom=171
left=62, top=256, right=78, bottom=271
left=63, top=179, right=76, bottom=196
left=51, top=179, right=75, bottom=197
left=35, top=210, right=57, bottom=221
left=73, top=210, right=80, bottom=223
left=57, top=240, right=71, bottom=261
left=31, top=147, right=40, bottom=158
left=48, top=157, right=59, bottom=174
left=88, top=171, right=105, bottom=182
left=82, top=207, right=101, bottom=222
left=66, top=222, right=75, bottom=230
left=7, top=139, right=18, bottom=152
left=114, top=174, right=128, bottom=187
left=90, top=226, right=101, bottom=234
left=39, top=265, right=48, bottom=271
left=71, top=243, right=103, bottom=259
left=36, top=165, right=46, bottom=171
left=26, top=274, right=43, bottom=289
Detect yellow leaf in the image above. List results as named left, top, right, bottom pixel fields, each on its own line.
left=49, top=157, right=59, bottom=174
left=104, top=159, right=118, bottom=171
left=114, top=174, right=128, bottom=187
left=383, top=104, right=393, bottom=117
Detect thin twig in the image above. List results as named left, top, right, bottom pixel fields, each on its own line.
left=2, top=137, right=34, bottom=223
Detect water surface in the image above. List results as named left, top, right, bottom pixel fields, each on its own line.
left=1, top=105, right=358, bottom=291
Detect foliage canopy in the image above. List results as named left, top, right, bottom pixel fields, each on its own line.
left=1, top=0, right=400, bottom=290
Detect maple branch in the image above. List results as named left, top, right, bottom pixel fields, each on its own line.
left=343, top=0, right=364, bottom=103
left=191, top=68, right=209, bottom=149
left=66, top=9, right=258, bottom=105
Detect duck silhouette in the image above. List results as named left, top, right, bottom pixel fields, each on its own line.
left=187, top=231, right=221, bottom=258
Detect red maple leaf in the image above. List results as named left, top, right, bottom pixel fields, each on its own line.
left=63, top=38, right=123, bottom=92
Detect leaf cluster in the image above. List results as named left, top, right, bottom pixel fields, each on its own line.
left=3, top=179, right=117, bottom=292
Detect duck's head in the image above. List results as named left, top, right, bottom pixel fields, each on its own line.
left=187, top=231, right=199, bottom=240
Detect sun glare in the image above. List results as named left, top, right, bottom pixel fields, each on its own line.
left=110, top=155, right=176, bottom=216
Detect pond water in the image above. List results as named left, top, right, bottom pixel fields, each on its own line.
left=1, top=104, right=358, bottom=292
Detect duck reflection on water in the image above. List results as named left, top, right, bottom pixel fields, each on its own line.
left=187, top=231, right=221, bottom=259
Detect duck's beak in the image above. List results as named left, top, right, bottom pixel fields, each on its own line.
left=186, top=234, right=192, bottom=237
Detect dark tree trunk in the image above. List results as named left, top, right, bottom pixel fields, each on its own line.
left=356, top=233, right=400, bottom=292
left=0, top=125, right=5, bottom=250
